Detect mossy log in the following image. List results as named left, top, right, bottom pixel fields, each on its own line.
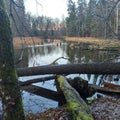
left=57, top=75, right=94, bottom=120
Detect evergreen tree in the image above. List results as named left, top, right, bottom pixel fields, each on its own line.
left=66, top=0, right=77, bottom=36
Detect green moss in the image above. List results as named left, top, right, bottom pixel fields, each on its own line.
left=57, top=76, right=94, bottom=120
left=67, top=100, right=93, bottom=120
left=57, top=76, right=64, bottom=88
left=77, top=112, right=94, bottom=120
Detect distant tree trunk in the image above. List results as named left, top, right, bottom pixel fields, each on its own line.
left=0, top=0, right=25, bottom=120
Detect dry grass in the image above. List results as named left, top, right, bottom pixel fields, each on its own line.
left=13, top=37, right=61, bottom=48
left=13, top=36, right=120, bottom=49
left=65, top=37, right=120, bottom=48
left=13, top=37, right=42, bottom=48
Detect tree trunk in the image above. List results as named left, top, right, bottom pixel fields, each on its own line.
left=57, top=75, right=94, bottom=120
left=17, top=62, right=120, bottom=76
left=0, top=1, right=25, bottom=120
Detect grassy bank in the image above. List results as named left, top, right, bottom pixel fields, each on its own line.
left=13, top=36, right=120, bottom=49
left=13, top=37, right=42, bottom=48
left=13, top=37, right=61, bottom=48
left=64, top=37, right=120, bottom=50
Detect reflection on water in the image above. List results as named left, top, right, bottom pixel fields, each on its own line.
left=15, top=42, right=120, bottom=113
left=28, top=43, right=68, bottom=66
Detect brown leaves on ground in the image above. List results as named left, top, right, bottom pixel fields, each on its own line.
left=26, top=97, right=120, bottom=120
left=90, top=97, right=120, bottom=120
left=26, top=105, right=72, bottom=120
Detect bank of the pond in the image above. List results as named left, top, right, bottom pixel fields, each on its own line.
left=64, top=37, right=120, bottom=50
left=13, top=37, right=120, bottom=119
left=13, top=37, right=61, bottom=48
left=13, top=36, right=120, bottom=50
left=26, top=97, right=120, bottom=120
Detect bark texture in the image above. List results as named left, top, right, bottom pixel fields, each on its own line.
left=0, top=1, right=25, bottom=120
left=17, top=62, right=120, bottom=76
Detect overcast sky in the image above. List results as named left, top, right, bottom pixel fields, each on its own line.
left=24, top=0, right=68, bottom=19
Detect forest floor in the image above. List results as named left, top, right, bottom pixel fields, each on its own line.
left=26, top=97, right=120, bottom=120
left=13, top=37, right=120, bottom=120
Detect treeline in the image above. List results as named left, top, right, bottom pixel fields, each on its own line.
left=25, top=14, right=66, bottom=39
left=5, top=0, right=120, bottom=40
left=66, top=0, right=120, bottom=39
left=5, top=0, right=66, bottom=39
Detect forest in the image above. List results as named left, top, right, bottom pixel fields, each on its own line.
left=0, top=0, right=120, bottom=120
left=4, top=0, right=120, bottom=40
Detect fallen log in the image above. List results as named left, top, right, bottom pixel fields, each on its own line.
left=21, top=83, right=59, bottom=101
left=103, top=81, right=120, bottom=90
left=20, top=75, right=56, bottom=86
left=69, top=77, right=120, bottom=97
left=17, top=62, right=120, bottom=76
left=57, top=75, right=94, bottom=120
left=89, top=84, right=120, bottom=95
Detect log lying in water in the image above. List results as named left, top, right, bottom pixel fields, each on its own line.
left=20, top=75, right=56, bottom=86
left=19, top=76, right=120, bottom=101
left=57, top=75, right=94, bottom=120
left=21, top=83, right=59, bottom=101
left=17, top=62, right=120, bottom=76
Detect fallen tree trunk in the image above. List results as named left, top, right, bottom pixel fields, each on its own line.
left=17, top=62, right=120, bottom=76
left=103, top=81, right=120, bottom=90
left=89, top=84, right=120, bottom=95
left=57, top=75, right=94, bottom=120
left=68, top=77, right=120, bottom=97
left=21, top=83, right=59, bottom=101
left=20, top=75, right=56, bottom=86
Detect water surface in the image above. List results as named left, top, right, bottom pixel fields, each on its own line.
left=15, top=42, right=120, bottom=113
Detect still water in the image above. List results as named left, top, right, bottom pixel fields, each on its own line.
left=14, top=42, right=120, bottom=113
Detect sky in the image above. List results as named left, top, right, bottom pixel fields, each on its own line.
left=24, top=0, right=68, bottom=19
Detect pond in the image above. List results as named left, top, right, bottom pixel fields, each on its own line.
left=5, top=42, right=120, bottom=114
